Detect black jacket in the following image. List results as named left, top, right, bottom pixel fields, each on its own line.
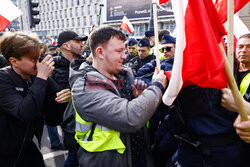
left=0, top=66, right=63, bottom=166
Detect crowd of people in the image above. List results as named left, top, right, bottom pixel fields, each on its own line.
left=0, top=26, right=249, bottom=167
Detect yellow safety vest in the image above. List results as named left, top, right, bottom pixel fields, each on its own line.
left=71, top=92, right=126, bottom=154
left=240, top=73, right=250, bottom=96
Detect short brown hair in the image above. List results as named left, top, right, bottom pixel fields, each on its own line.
left=0, top=31, right=42, bottom=63
left=89, top=26, right=126, bottom=56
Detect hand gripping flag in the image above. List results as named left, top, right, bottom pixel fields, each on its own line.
left=0, top=0, right=22, bottom=32
left=163, top=0, right=227, bottom=105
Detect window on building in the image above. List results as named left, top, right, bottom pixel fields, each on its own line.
left=64, top=9, right=67, bottom=17
left=71, top=0, right=74, bottom=6
left=51, top=12, right=53, bottom=20
left=57, top=20, right=59, bottom=28
left=66, top=19, right=69, bottom=27
left=75, top=7, right=78, bottom=16
left=81, top=6, right=84, bottom=16
left=90, top=16, right=93, bottom=26
left=77, top=0, right=80, bottom=5
left=66, top=0, right=68, bottom=7
left=70, top=8, right=73, bottom=17
left=95, top=4, right=98, bottom=14
left=56, top=1, right=58, bottom=9
left=88, top=5, right=90, bottom=15
left=55, top=11, right=58, bottom=19
left=61, top=0, right=63, bottom=8
left=62, top=19, right=64, bottom=27
left=83, top=16, right=86, bottom=25
left=72, top=18, right=75, bottom=27
left=77, top=17, right=80, bottom=26
left=51, top=2, right=54, bottom=10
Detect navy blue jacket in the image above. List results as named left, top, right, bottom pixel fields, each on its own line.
left=136, top=57, right=174, bottom=85
left=177, top=85, right=238, bottom=136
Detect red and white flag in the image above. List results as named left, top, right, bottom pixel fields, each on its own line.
left=163, top=0, right=227, bottom=105
left=120, top=16, right=134, bottom=34
left=152, top=0, right=170, bottom=5
left=0, top=0, right=22, bottom=32
left=214, top=0, right=249, bottom=24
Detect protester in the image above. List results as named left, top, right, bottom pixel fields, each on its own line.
left=221, top=33, right=250, bottom=167
left=53, top=30, right=87, bottom=167
left=69, top=26, right=167, bottom=167
left=0, top=31, right=69, bottom=166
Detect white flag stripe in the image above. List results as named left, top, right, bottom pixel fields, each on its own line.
left=0, top=0, right=22, bottom=21
left=162, top=0, right=188, bottom=106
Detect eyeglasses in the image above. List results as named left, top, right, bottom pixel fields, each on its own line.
left=160, top=47, right=172, bottom=53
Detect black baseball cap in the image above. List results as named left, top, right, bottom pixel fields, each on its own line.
left=57, top=30, right=88, bottom=47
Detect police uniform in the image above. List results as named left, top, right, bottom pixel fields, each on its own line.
left=123, top=38, right=138, bottom=65
left=129, top=38, right=155, bottom=75
left=168, top=85, right=243, bottom=167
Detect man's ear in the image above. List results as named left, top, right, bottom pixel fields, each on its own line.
left=9, top=57, right=17, bottom=66
left=96, top=47, right=104, bottom=59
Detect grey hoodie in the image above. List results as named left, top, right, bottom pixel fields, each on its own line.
left=69, top=60, right=163, bottom=167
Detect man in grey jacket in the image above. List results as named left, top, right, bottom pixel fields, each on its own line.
left=69, top=26, right=167, bottom=167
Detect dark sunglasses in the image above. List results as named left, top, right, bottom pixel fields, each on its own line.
left=160, top=47, right=172, bottom=53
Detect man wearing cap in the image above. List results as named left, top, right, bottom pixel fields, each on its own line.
left=123, top=38, right=138, bottom=65
left=136, top=34, right=176, bottom=85
left=130, top=38, right=155, bottom=75
left=47, top=45, right=58, bottom=57
left=51, top=30, right=88, bottom=167
left=145, top=30, right=155, bottom=47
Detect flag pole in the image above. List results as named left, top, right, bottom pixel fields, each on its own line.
left=219, top=43, right=248, bottom=121
left=227, top=0, right=234, bottom=71
left=152, top=1, right=161, bottom=70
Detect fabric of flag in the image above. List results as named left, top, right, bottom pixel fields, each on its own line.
left=214, top=0, right=249, bottom=24
left=0, top=0, right=22, bottom=32
left=120, top=16, right=134, bottom=34
left=162, top=0, right=227, bottom=106
left=152, top=0, right=170, bottom=5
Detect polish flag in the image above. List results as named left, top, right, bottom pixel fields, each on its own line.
left=163, top=0, right=227, bottom=105
left=153, top=0, right=171, bottom=5
left=0, top=0, right=22, bottom=32
left=120, top=16, right=134, bottom=34
left=214, top=0, right=249, bottom=24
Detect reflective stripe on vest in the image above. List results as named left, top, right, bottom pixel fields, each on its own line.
left=71, top=89, right=126, bottom=154
left=240, top=73, right=250, bottom=96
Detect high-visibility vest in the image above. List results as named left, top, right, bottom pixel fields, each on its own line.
left=240, top=73, right=250, bottom=96
left=72, top=92, right=126, bottom=154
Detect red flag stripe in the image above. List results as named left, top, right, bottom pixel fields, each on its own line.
left=0, top=15, right=10, bottom=32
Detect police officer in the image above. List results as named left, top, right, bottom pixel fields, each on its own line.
left=123, top=38, right=138, bottom=65
left=136, top=34, right=176, bottom=85
left=130, top=38, right=155, bottom=75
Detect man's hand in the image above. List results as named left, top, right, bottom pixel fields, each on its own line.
left=132, top=79, right=147, bottom=97
left=234, top=115, right=250, bottom=143
left=55, top=89, right=71, bottom=103
left=221, top=88, right=238, bottom=112
left=152, top=68, right=167, bottom=89
left=36, top=55, right=55, bottom=80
